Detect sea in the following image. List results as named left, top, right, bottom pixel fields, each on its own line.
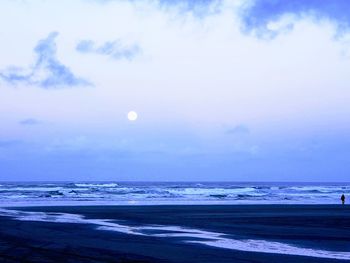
left=0, top=182, right=350, bottom=261
left=0, top=181, right=348, bottom=206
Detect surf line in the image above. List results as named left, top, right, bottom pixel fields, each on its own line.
left=0, top=208, right=349, bottom=261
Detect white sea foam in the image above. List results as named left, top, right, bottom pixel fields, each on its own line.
left=0, top=187, right=63, bottom=191
left=0, top=208, right=349, bottom=260
left=74, top=183, right=119, bottom=188
left=167, top=187, right=256, bottom=196
left=189, top=239, right=350, bottom=261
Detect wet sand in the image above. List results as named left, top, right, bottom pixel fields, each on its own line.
left=0, top=205, right=349, bottom=262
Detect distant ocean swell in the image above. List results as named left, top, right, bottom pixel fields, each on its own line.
left=0, top=208, right=349, bottom=261
left=0, top=182, right=349, bottom=206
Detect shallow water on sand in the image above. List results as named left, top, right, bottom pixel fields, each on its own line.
left=1, top=207, right=350, bottom=261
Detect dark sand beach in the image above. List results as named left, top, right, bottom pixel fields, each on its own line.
left=0, top=205, right=349, bottom=262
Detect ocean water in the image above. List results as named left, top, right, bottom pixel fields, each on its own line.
left=0, top=181, right=348, bottom=206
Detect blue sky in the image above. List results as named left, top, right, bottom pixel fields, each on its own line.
left=0, top=0, right=350, bottom=181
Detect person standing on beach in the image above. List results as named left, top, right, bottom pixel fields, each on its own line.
left=341, top=194, right=345, bottom=205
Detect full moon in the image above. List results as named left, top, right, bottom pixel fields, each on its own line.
left=127, top=111, right=138, bottom=121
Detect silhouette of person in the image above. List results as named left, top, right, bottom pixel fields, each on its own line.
left=341, top=194, right=345, bottom=205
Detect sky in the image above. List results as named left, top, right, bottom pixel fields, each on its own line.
left=0, top=0, right=350, bottom=181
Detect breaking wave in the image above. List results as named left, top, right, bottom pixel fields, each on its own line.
left=0, top=182, right=348, bottom=206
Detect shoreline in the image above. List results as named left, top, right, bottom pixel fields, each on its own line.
left=0, top=201, right=347, bottom=207
left=1, top=204, right=349, bottom=262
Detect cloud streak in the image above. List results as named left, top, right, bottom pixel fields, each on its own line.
left=0, top=140, right=21, bottom=148
left=226, top=125, right=250, bottom=135
left=0, top=32, right=91, bottom=89
left=90, top=0, right=220, bottom=15
left=76, top=39, right=141, bottom=60
left=19, top=118, right=42, bottom=126
left=157, top=0, right=221, bottom=16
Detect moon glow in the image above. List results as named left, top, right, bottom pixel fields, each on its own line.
left=127, top=111, right=138, bottom=121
